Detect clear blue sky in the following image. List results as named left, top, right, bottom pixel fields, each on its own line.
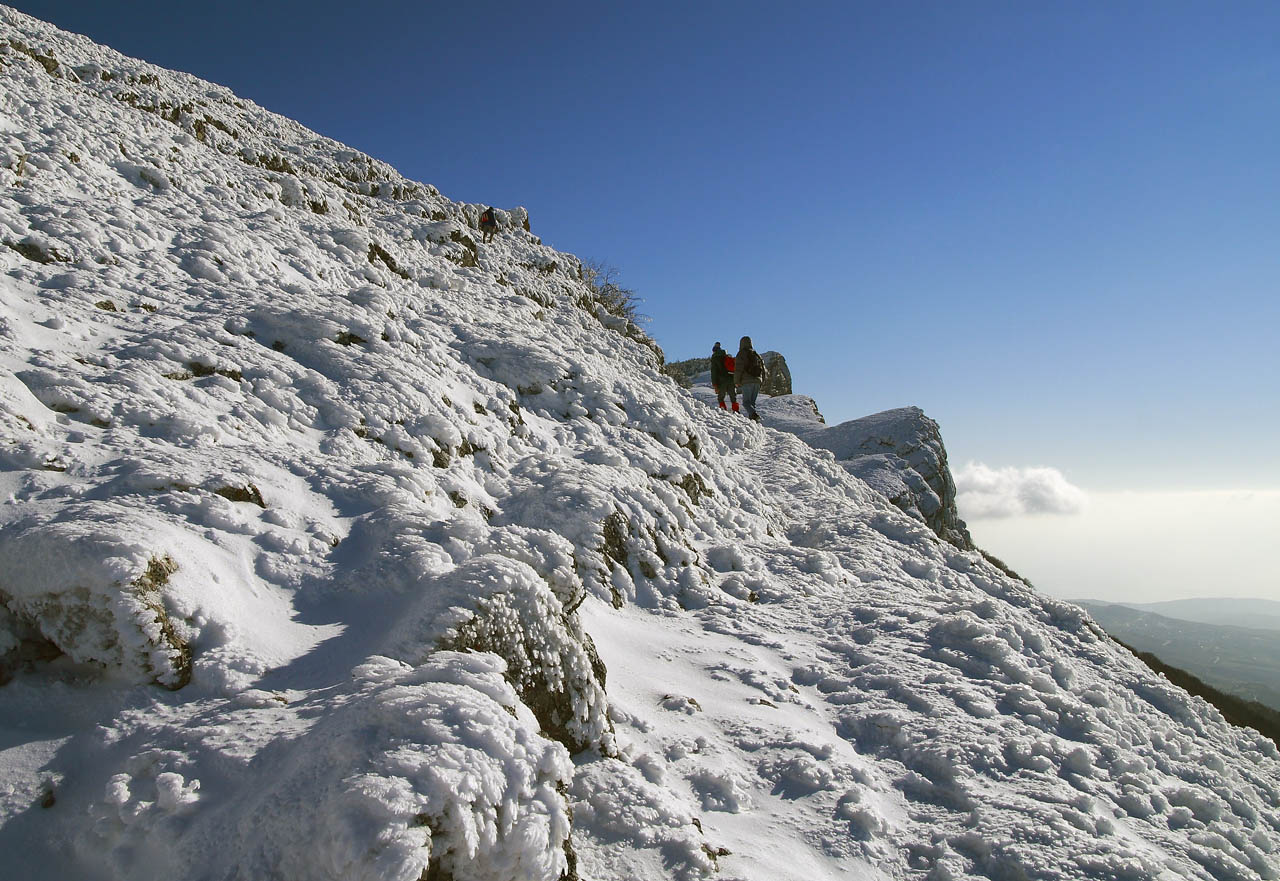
left=11, top=0, right=1280, bottom=491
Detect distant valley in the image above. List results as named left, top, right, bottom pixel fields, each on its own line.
left=1076, top=598, right=1280, bottom=712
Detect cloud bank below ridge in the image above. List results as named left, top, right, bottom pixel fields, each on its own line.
left=955, top=462, right=1087, bottom=519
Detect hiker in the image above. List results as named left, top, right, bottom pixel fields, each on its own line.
left=710, top=341, right=738, bottom=412
left=479, top=206, right=498, bottom=243
left=734, top=335, right=766, bottom=422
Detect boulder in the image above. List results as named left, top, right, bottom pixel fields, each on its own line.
left=797, top=407, right=975, bottom=551
left=760, top=351, right=791, bottom=396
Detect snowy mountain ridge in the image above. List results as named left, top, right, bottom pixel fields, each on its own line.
left=2, top=8, right=1279, bottom=881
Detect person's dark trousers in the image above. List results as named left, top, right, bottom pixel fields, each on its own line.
left=716, top=385, right=737, bottom=410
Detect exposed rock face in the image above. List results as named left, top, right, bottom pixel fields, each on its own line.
left=798, top=407, right=975, bottom=551
left=759, top=351, right=791, bottom=396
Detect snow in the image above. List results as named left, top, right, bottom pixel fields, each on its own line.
left=1, top=6, right=1279, bottom=880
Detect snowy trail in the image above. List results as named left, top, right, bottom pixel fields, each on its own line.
left=584, top=598, right=905, bottom=881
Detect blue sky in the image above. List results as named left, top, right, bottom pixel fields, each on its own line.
left=11, top=1, right=1279, bottom=597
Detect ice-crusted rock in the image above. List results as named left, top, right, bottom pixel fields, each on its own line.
left=680, top=362, right=973, bottom=555
left=744, top=396, right=975, bottom=552
left=81, top=652, right=575, bottom=881
left=754, top=393, right=826, bottom=432
left=0, top=507, right=199, bottom=688
left=799, top=406, right=976, bottom=550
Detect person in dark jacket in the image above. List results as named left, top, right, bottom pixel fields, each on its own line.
left=479, top=206, right=498, bottom=243
left=709, top=341, right=738, bottom=412
left=733, top=335, right=766, bottom=421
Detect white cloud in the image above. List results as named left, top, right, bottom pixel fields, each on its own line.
left=955, top=462, right=1087, bottom=519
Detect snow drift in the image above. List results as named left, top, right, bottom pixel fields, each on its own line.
left=1, top=7, right=1278, bottom=880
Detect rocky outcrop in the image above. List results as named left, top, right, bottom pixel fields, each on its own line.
left=667, top=352, right=962, bottom=550
left=759, top=351, right=791, bottom=396
left=796, top=407, right=975, bottom=551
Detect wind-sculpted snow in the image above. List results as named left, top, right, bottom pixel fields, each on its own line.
left=2, top=7, right=1279, bottom=881
left=82, top=652, right=574, bottom=881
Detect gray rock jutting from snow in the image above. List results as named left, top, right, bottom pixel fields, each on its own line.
left=759, top=351, right=790, bottom=396
left=791, top=407, right=976, bottom=552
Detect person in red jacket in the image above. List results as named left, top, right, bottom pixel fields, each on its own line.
left=479, top=206, right=498, bottom=243
left=709, top=341, right=738, bottom=411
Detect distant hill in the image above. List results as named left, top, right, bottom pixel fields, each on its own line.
left=1077, top=601, right=1280, bottom=711
left=1117, top=598, right=1280, bottom=632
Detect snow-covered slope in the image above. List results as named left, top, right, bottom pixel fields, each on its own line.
left=2, top=8, right=1278, bottom=880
